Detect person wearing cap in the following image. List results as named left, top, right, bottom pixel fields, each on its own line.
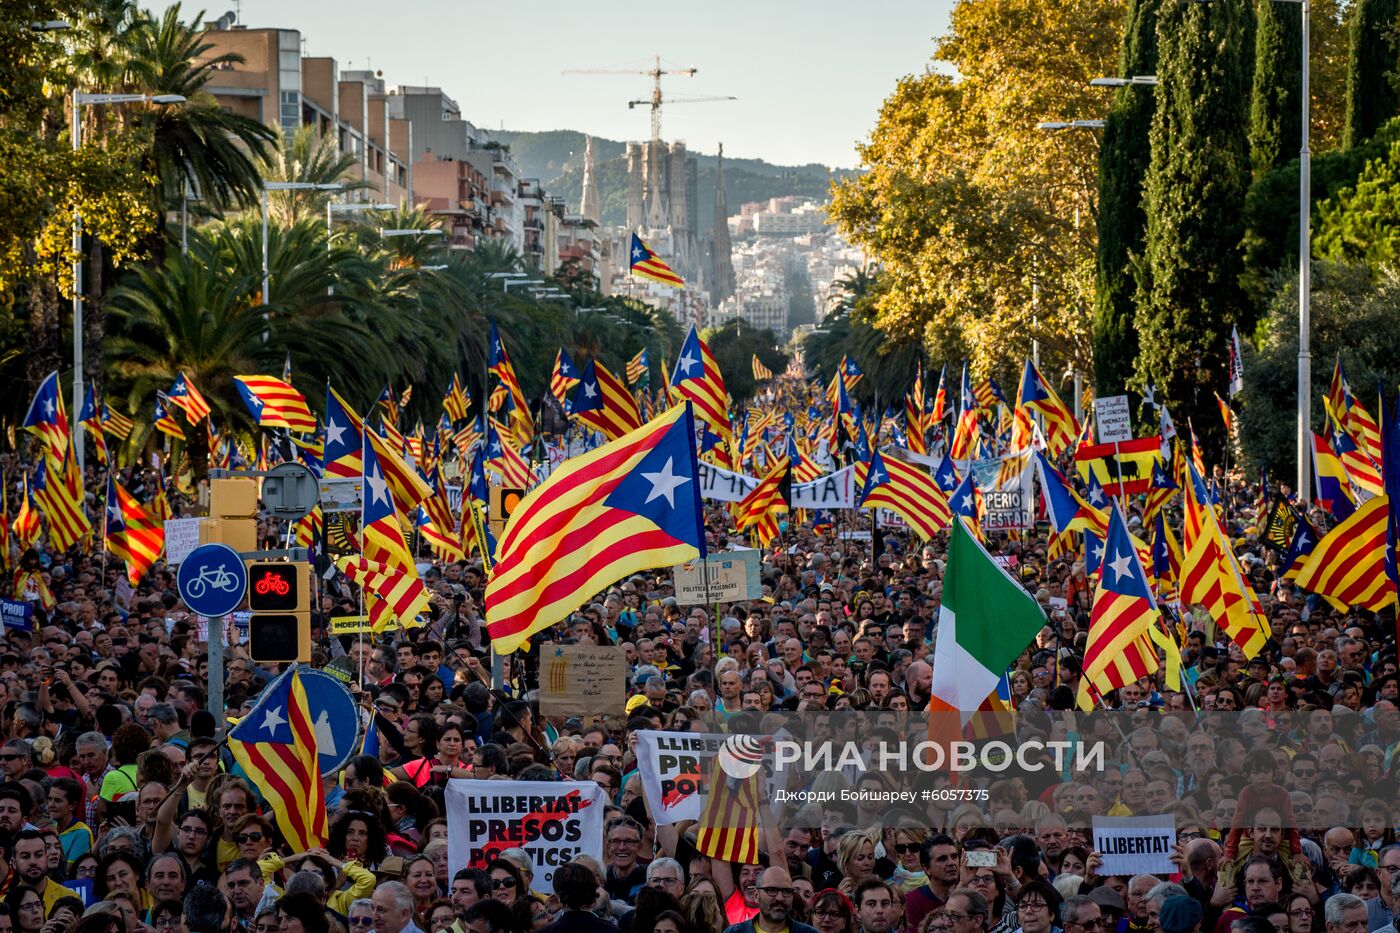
left=1161, top=896, right=1204, bottom=933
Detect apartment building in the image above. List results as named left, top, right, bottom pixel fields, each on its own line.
left=197, top=24, right=411, bottom=203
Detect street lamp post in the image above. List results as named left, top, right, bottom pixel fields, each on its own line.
left=326, top=201, right=393, bottom=294
left=487, top=271, right=528, bottom=292
left=261, top=181, right=342, bottom=307
left=1296, top=0, right=1312, bottom=505
left=71, top=92, right=185, bottom=474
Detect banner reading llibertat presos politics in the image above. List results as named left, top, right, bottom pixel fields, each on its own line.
left=445, top=779, right=607, bottom=893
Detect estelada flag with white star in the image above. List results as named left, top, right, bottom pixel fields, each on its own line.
left=1079, top=501, right=1161, bottom=710
left=629, top=233, right=684, bottom=287
left=486, top=402, right=705, bottom=655
left=227, top=668, right=327, bottom=851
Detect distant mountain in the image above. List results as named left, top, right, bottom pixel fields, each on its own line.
left=488, top=129, right=855, bottom=231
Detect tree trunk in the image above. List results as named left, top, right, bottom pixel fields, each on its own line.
left=85, top=239, right=106, bottom=388
left=25, top=275, right=62, bottom=394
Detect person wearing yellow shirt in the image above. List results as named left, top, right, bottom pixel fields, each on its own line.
left=256, top=848, right=376, bottom=916
left=11, top=831, right=78, bottom=917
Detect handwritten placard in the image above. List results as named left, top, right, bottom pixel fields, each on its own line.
left=539, top=645, right=627, bottom=718
left=1092, top=814, right=1176, bottom=876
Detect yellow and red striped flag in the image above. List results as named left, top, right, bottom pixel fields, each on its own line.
left=734, top=455, right=790, bottom=536
left=483, top=419, right=539, bottom=490
left=550, top=349, right=580, bottom=404
left=367, top=428, right=433, bottom=515
left=629, top=233, right=684, bottom=287
left=227, top=669, right=327, bottom=851
left=626, top=348, right=649, bottom=386
left=488, top=324, right=534, bottom=447
left=669, top=325, right=730, bottom=439
left=1294, top=495, right=1396, bottom=612
left=443, top=372, right=470, bottom=424
left=167, top=372, right=211, bottom=423
left=101, top=400, right=134, bottom=440
left=104, top=475, right=164, bottom=585
left=485, top=403, right=705, bottom=655
left=337, top=556, right=431, bottom=632
left=234, top=375, right=316, bottom=434
left=751, top=355, right=773, bottom=382
left=1214, top=392, right=1234, bottom=435
left=358, top=435, right=429, bottom=630
left=695, top=750, right=763, bottom=864
left=11, top=478, right=40, bottom=550
left=858, top=450, right=951, bottom=542
left=153, top=394, right=185, bottom=440
left=573, top=359, right=643, bottom=441
left=323, top=387, right=364, bottom=479
left=33, top=458, right=89, bottom=552
left=1079, top=504, right=1160, bottom=709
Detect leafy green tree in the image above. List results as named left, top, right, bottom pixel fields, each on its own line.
left=829, top=0, right=1123, bottom=381
left=1134, top=0, right=1254, bottom=456
left=1314, top=135, right=1400, bottom=266
left=701, top=320, right=788, bottom=406
left=1238, top=261, right=1400, bottom=473
left=1093, top=0, right=1161, bottom=397
left=1240, top=119, right=1400, bottom=304
left=1250, top=0, right=1302, bottom=175
left=127, top=4, right=276, bottom=215
left=1344, top=0, right=1400, bottom=148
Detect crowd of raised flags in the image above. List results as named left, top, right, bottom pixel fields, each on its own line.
left=8, top=314, right=1400, bottom=931
left=9, top=313, right=1400, bottom=718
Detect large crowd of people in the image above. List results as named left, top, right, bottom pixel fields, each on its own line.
left=3, top=445, right=1398, bottom=933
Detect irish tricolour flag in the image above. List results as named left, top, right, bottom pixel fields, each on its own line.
left=931, top=516, right=1047, bottom=720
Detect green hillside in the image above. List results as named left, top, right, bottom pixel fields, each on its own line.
left=489, top=129, right=851, bottom=230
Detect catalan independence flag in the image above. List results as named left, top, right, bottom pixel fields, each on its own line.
left=629, top=233, right=684, bottom=287
left=858, top=450, right=951, bottom=542
left=1294, top=495, right=1396, bottom=612
left=227, top=669, right=327, bottom=852
left=573, top=359, right=643, bottom=441
left=234, top=375, right=316, bottom=433
left=670, top=325, right=731, bottom=439
left=1080, top=502, right=1161, bottom=709
left=626, top=348, right=650, bottom=387
left=167, top=371, right=211, bottom=424
left=323, top=387, right=364, bottom=479
left=485, top=403, right=705, bottom=655
left=22, top=372, right=69, bottom=459
left=105, top=475, right=164, bottom=586
left=751, top=355, right=774, bottom=382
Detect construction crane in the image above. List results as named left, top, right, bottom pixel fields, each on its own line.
left=562, top=54, right=736, bottom=143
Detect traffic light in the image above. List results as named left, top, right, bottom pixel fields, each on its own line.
left=488, top=487, right=525, bottom=538
left=247, top=561, right=311, bottom=663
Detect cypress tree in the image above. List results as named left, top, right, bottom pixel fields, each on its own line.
left=1134, top=0, right=1254, bottom=455
left=1250, top=0, right=1302, bottom=174
left=1344, top=0, right=1400, bottom=148
left=1092, top=0, right=1162, bottom=397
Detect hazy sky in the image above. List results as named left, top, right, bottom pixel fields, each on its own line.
left=144, top=0, right=954, bottom=168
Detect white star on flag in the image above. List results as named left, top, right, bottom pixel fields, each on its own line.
left=677, top=352, right=697, bottom=375
left=583, top=382, right=598, bottom=399
left=325, top=418, right=346, bottom=446
left=633, top=247, right=643, bottom=259
left=261, top=705, right=287, bottom=734
left=1109, top=552, right=1133, bottom=582
left=366, top=466, right=390, bottom=508
left=641, top=457, right=689, bottom=508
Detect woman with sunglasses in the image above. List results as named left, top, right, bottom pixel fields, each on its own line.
left=231, top=814, right=275, bottom=862
left=485, top=858, right=534, bottom=933
left=890, top=822, right=931, bottom=892
left=810, top=888, right=856, bottom=933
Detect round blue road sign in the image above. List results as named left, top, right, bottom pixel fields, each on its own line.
left=177, top=544, right=247, bottom=618
left=295, top=668, right=359, bottom=775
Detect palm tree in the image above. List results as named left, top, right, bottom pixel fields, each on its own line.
left=256, top=125, right=371, bottom=224
left=125, top=5, right=276, bottom=215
